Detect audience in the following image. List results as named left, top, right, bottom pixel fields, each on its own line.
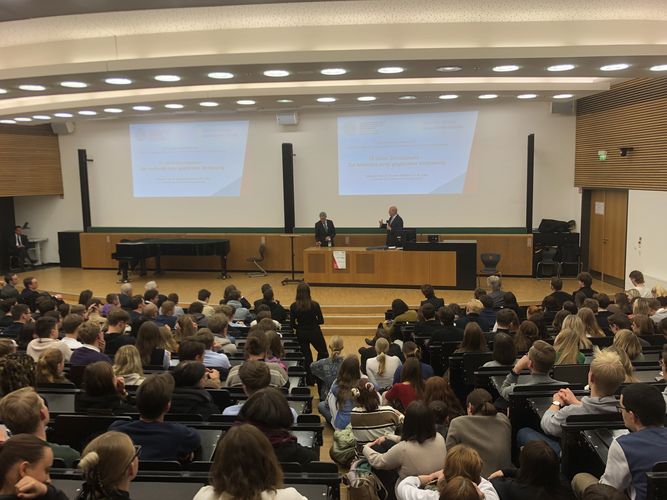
left=545, top=277, right=576, bottom=309
left=514, top=320, right=539, bottom=353
left=432, top=306, right=464, bottom=343
left=628, top=270, right=652, bottom=298
left=578, top=307, right=606, bottom=338
left=613, top=329, right=644, bottom=362
left=366, top=337, right=402, bottom=390
left=253, top=285, right=288, bottom=324
left=75, top=361, right=135, bottom=414
left=224, top=330, right=288, bottom=388
left=175, top=313, right=198, bottom=343
left=192, top=329, right=230, bottom=371
left=455, top=323, right=488, bottom=354
left=573, top=272, right=598, bottom=307
left=103, top=308, right=134, bottom=359
left=478, top=294, right=497, bottom=331
left=35, top=348, right=70, bottom=386
left=423, top=376, right=464, bottom=422
left=70, top=321, right=112, bottom=366
left=0, top=353, right=35, bottom=397
left=311, top=335, right=345, bottom=400
left=500, top=341, right=563, bottom=400
left=26, top=316, right=71, bottom=363
left=112, top=345, right=146, bottom=386
left=455, top=299, right=486, bottom=331
left=205, top=314, right=237, bottom=354
left=392, top=342, right=433, bottom=382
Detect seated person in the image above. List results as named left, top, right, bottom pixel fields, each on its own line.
left=112, top=345, right=146, bottom=386
left=177, top=340, right=222, bottom=389
left=224, top=330, right=288, bottom=388
left=432, top=306, right=464, bottom=344
left=103, top=307, right=134, bottom=359
left=70, top=321, right=112, bottom=366
left=478, top=295, right=497, bottom=331
left=35, top=348, right=71, bottom=386
left=2, top=303, right=31, bottom=339
left=494, top=308, right=515, bottom=335
left=238, top=387, right=317, bottom=466
left=544, top=277, right=575, bottom=309
left=101, top=293, right=120, bottom=317
left=169, top=361, right=220, bottom=420
left=518, top=348, right=625, bottom=453
left=414, top=303, right=445, bottom=337
left=206, top=314, right=237, bottom=354
left=26, top=316, right=72, bottom=363
left=365, top=337, right=402, bottom=390
left=392, top=342, right=433, bottom=383
left=572, top=384, right=667, bottom=500
left=109, top=373, right=201, bottom=462
left=311, top=336, right=345, bottom=401
left=541, top=295, right=560, bottom=327
left=75, top=361, right=136, bottom=415
left=383, top=299, right=418, bottom=338
left=155, top=300, right=178, bottom=329
left=384, top=358, right=424, bottom=411
left=499, top=340, right=564, bottom=400
left=420, top=284, right=445, bottom=310
left=192, top=329, right=230, bottom=371
left=487, top=275, right=505, bottom=309
left=0, top=387, right=80, bottom=467
left=359, top=329, right=404, bottom=374
left=573, top=272, right=598, bottom=308
left=60, top=313, right=84, bottom=351
left=454, top=299, right=485, bottom=331
left=250, top=306, right=282, bottom=331
left=253, top=285, right=288, bottom=324
left=483, top=332, right=517, bottom=367
left=226, top=289, right=251, bottom=323
left=135, top=321, right=170, bottom=370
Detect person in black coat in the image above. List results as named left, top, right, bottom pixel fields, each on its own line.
left=290, top=283, right=327, bottom=383
left=75, top=361, right=136, bottom=415
left=253, top=285, right=287, bottom=324
left=314, top=212, right=336, bottom=247
left=169, top=361, right=219, bottom=420
left=420, top=284, right=445, bottom=310
left=414, top=303, right=446, bottom=338
left=379, top=206, right=404, bottom=246
left=9, top=226, right=35, bottom=271
left=432, top=306, right=464, bottom=344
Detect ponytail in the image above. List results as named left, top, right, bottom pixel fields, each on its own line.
left=329, top=336, right=344, bottom=360
left=375, top=338, right=389, bottom=376
left=474, top=401, right=498, bottom=416
left=465, top=388, right=496, bottom=416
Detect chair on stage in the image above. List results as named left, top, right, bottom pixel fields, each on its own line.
left=536, top=246, right=560, bottom=279
left=477, top=252, right=501, bottom=286
left=247, top=243, right=268, bottom=277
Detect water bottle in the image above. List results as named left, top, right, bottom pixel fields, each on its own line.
left=327, top=240, right=332, bottom=248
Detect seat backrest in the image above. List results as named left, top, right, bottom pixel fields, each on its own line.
left=553, top=364, right=590, bottom=386
left=258, top=243, right=266, bottom=258
left=462, top=352, right=494, bottom=385
left=51, top=414, right=131, bottom=452
left=480, top=253, right=501, bottom=268
left=541, top=246, right=558, bottom=263
left=590, top=336, right=613, bottom=348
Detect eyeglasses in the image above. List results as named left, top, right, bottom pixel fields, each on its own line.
left=616, top=404, right=630, bottom=414
left=132, top=445, right=142, bottom=459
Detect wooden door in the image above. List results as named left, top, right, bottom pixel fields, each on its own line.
left=588, top=189, right=628, bottom=281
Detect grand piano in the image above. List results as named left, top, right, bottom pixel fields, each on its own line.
left=112, top=238, right=231, bottom=281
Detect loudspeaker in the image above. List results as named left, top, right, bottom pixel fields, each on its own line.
left=551, top=101, right=576, bottom=115
left=58, top=231, right=81, bottom=267
left=276, top=112, right=299, bottom=126
left=51, top=121, right=75, bottom=135
left=282, top=143, right=295, bottom=233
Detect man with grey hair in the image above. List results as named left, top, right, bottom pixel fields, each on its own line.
left=487, top=275, right=504, bottom=309
left=379, top=205, right=404, bottom=246
left=314, top=211, right=336, bottom=247
left=119, top=282, right=133, bottom=309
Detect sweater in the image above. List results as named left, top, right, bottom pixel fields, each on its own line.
left=193, top=486, right=307, bottom=500
left=366, top=355, right=402, bottom=390
left=109, top=419, right=201, bottom=461
left=446, top=414, right=513, bottom=478
left=27, top=338, right=72, bottom=362
left=397, top=476, right=499, bottom=500
left=363, top=433, right=446, bottom=482
left=540, top=395, right=618, bottom=438
left=350, top=406, right=402, bottom=449
left=384, top=383, right=419, bottom=411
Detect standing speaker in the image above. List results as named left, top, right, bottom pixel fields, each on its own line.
left=282, top=143, right=295, bottom=233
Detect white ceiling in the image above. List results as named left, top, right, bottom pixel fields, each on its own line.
left=1, top=0, right=666, bottom=124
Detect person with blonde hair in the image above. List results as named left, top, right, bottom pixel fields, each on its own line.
left=632, top=297, right=650, bottom=316
left=175, top=314, right=198, bottom=343
left=78, top=431, right=138, bottom=500
left=366, top=337, right=402, bottom=390
left=113, top=345, right=146, bottom=386
left=562, top=314, right=593, bottom=349
left=607, top=346, right=639, bottom=383
left=613, top=329, right=644, bottom=362
left=310, top=335, right=344, bottom=400
left=35, top=348, right=70, bottom=385
left=553, top=328, right=586, bottom=365
left=577, top=307, right=606, bottom=338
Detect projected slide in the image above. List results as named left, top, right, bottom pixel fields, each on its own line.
left=130, top=121, right=249, bottom=197
left=338, top=111, right=478, bottom=195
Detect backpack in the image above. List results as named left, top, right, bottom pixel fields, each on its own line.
left=329, top=424, right=357, bottom=467
left=342, top=458, right=387, bottom=500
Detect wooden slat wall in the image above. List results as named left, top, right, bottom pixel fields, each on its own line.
left=0, top=125, right=63, bottom=196
left=575, top=77, right=667, bottom=190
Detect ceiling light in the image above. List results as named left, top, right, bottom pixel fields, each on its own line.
left=263, top=70, right=290, bottom=78
left=32, top=115, right=50, bottom=120
left=650, top=64, right=667, bottom=72
left=553, top=93, right=574, bottom=99
left=132, top=106, right=152, bottom=111
left=60, top=81, right=88, bottom=88
left=154, top=75, right=181, bottom=82
left=207, top=72, right=234, bottom=80
left=277, top=99, right=294, bottom=103
left=436, top=66, right=462, bottom=72
left=53, top=112, right=73, bottom=118
left=600, top=63, right=630, bottom=71
left=165, top=104, right=184, bottom=109
left=377, top=67, right=404, bottom=74
left=0, top=119, right=16, bottom=124
left=398, top=95, right=417, bottom=100
left=492, top=65, right=520, bottom=72
left=199, top=101, right=219, bottom=107
left=0, top=88, right=7, bottom=94
left=103, top=108, right=123, bottom=113
left=19, top=84, right=45, bottom=91
left=78, top=110, right=97, bottom=115
left=547, top=64, right=575, bottom=72
left=316, top=97, right=337, bottom=103
left=438, top=94, right=459, bottom=100
left=517, top=93, right=538, bottom=99
left=478, top=94, right=498, bottom=99
left=236, top=100, right=256, bottom=105
left=105, top=77, right=132, bottom=85
left=14, top=117, right=32, bottom=122
left=357, top=96, right=376, bottom=102
left=321, top=68, right=347, bottom=76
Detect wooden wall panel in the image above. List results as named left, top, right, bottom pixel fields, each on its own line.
left=0, top=125, right=63, bottom=196
left=575, top=78, right=667, bottom=190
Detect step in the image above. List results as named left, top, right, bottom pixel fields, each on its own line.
left=322, top=325, right=378, bottom=337
left=320, top=305, right=390, bottom=315
left=324, top=314, right=383, bottom=326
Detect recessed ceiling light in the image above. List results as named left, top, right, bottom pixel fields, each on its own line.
left=263, top=70, right=290, bottom=78
left=438, top=94, right=459, bottom=100
left=0, top=119, right=16, bottom=124
left=236, top=100, right=256, bottom=105
left=478, top=94, right=498, bottom=99
left=398, top=95, right=417, bottom=100
left=517, top=93, right=538, bottom=99
left=53, top=112, right=73, bottom=118
left=199, top=101, right=219, bottom=107
left=19, top=84, right=45, bottom=91
left=321, top=68, right=347, bottom=76
left=165, top=103, right=184, bottom=109
left=547, top=64, right=575, bottom=72
left=436, top=66, right=462, bottom=72
left=553, top=94, right=574, bottom=99
left=357, top=96, right=376, bottom=102
left=103, top=108, right=123, bottom=113
left=492, top=65, right=520, bottom=72
left=276, top=99, right=294, bottom=103
left=377, top=67, right=404, bottom=74
left=600, top=63, right=630, bottom=71
left=60, top=81, right=88, bottom=88
left=32, top=115, right=50, bottom=120
left=207, top=72, right=234, bottom=80
left=132, top=106, right=152, bottom=111
left=154, top=75, right=181, bottom=82
left=0, top=88, right=7, bottom=94
left=14, top=117, right=32, bottom=122
left=650, top=64, right=667, bottom=72
left=105, top=77, right=132, bottom=85
left=316, top=97, right=337, bottom=103
left=78, top=110, right=97, bottom=116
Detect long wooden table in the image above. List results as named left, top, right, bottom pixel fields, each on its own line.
left=303, top=241, right=477, bottom=289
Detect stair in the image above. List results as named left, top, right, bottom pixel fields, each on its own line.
left=320, top=305, right=387, bottom=337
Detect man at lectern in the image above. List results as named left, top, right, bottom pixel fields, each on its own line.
left=314, top=211, right=336, bottom=247
left=379, top=206, right=404, bottom=246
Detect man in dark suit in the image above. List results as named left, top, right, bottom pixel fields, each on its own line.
left=314, top=212, right=336, bottom=247
left=414, top=303, right=446, bottom=338
left=379, top=206, right=404, bottom=246
left=9, top=226, right=34, bottom=271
